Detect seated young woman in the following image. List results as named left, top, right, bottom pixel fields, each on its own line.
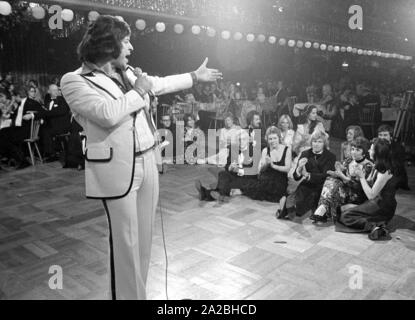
left=238, top=126, right=291, bottom=208
left=340, top=125, right=364, bottom=162
left=278, top=129, right=336, bottom=219
left=335, top=138, right=403, bottom=241
left=310, top=136, right=373, bottom=224
left=277, top=114, right=295, bottom=148
left=206, top=112, right=242, bottom=167
left=182, top=113, right=205, bottom=164
left=292, top=104, right=327, bottom=156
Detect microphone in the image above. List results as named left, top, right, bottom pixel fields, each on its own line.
left=127, top=65, right=156, bottom=97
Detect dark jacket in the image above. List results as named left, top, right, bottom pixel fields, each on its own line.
left=294, top=148, right=336, bottom=187
left=42, top=96, right=71, bottom=131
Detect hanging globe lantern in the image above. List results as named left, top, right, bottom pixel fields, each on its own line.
left=0, top=1, right=12, bottom=16
left=155, top=22, right=166, bottom=32
left=135, top=19, right=146, bottom=30
left=174, top=24, right=184, bottom=34
left=61, top=9, right=74, bottom=22
left=191, top=25, right=201, bottom=35
left=32, top=6, right=46, bottom=20
left=88, top=11, right=99, bottom=22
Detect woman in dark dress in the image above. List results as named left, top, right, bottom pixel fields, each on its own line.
left=336, top=139, right=401, bottom=240
left=241, top=126, right=291, bottom=206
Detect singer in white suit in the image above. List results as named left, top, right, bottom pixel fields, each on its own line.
left=61, top=15, right=222, bottom=300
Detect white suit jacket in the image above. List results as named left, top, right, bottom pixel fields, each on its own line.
left=61, top=63, right=193, bottom=199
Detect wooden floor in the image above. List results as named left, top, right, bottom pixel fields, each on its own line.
left=1, top=151, right=415, bottom=300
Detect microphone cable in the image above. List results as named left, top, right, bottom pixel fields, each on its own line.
left=158, top=177, right=169, bottom=300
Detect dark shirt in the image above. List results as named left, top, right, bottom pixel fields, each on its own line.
left=293, top=148, right=336, bottom=187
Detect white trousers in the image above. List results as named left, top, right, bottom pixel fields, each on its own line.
left=103, top=150, right=159, bottom=300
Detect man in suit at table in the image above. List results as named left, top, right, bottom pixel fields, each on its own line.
left=41, top=84, right=72, bottom=161
left=60, top=15, right=222, bottom=300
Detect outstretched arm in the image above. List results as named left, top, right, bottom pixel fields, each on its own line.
left=131, top=58, right=223, bottom=96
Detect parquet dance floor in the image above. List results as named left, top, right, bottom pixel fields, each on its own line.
left=1, top=154, right=415, bottom=300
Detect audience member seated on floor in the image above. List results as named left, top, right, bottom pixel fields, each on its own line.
left=206, top=112, right=242, bottom=167
left=292, top=104, right=326, bottom=156
left=182, top=113, right=205, bottom=165
left=377, top=124, right=410, bottom=191
left=335, top=139, right=402, bottom=241
left=41, top=84, right=72, bottom=162
left=238, top=126, right=291, bottom=209
left=340, top=125, right=365, bottom=162
left=277, top=114, right=295, bottom=147
left=159, top=114, right=176, bottom=164
left=278, top=130, right=336, bottom=219
left=0, top=86, right=45, bottom=168
left=195, top=130, right=258, bottom=202
left=310, top=137, right=373, bottom=224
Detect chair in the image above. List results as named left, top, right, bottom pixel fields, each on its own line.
left=24, top=118, right=43, bottom=166
left=359, top=103, right=378, bottom=138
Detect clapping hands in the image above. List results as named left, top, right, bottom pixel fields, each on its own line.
left=298, top=158, right=308, bottom=169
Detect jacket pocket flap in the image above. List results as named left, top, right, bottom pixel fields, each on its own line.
left=85, top=147, right=113, bottom=162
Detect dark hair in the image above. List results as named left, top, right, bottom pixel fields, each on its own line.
left=223, top=112, right=235, bottom=122
left=377, top=124, right=393, bottom=136
left=373, top=139, right=393, bottom=174
left=29, top=79, right=38, bottom=87
left=15, top=86, right=27, bottom=98
left=351, top=136, right=370, bottom=156
left=246, top=110, right=260, bottom=127
left=183, top=113, right=196, bottom=126
left=299, top=104, right=319, bottom=134
left=77, top=15, right=131, bottom=64
left=27, top=86, right=37, bottom=93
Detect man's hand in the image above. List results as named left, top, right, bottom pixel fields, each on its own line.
left=194, top=58, right=222, bottom=82
left=133, top=68, right=153, bottom=94
left=22, top=113, right=34, bottom=121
